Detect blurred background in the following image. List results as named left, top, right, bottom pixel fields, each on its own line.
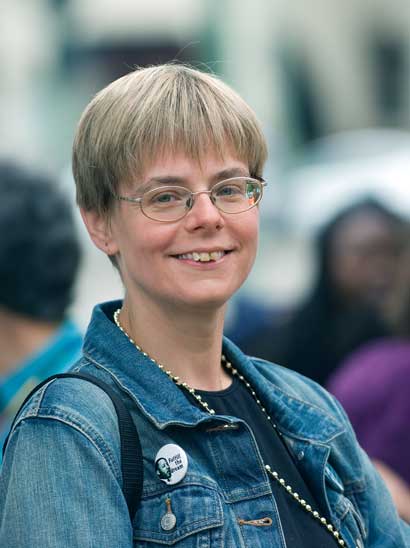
left=1, top=0, right=410, bottom=329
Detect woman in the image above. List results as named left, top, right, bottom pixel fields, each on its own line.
left=0, top=64, right=408, bottom=547
left=328, top=232, right=410, bottom=522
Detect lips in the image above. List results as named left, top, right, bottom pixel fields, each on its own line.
left=174, top=250, right=228, bottom=262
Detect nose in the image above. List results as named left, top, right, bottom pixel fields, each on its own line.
left=184, top=191, right=224, bottom=231
left=185, top=189, right=213, bottom=209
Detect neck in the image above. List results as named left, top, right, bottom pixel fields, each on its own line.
left=119, top=296, right=231, bottom=391
left=0, top=309, right=59, bottom=376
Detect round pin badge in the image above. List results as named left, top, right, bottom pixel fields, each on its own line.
left=161, top=511, right=177, bottom=531
left=154, top=444, right=188, bottom=485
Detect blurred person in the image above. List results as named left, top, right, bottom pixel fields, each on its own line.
left=240, top=198, right=404, bottom=386
left=328, top=229, right=410, bottom=522
left=1, top=65, right=409, bottom=547
left=0, top=162, right=83, bottom=458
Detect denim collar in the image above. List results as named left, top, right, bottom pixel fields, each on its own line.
left=83, top=301, right=344, bottom=443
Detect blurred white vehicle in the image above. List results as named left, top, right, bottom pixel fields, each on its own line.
left=284, top=129, right=410, bottom=236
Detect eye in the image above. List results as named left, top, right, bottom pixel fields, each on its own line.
left=146, top=187, right=187, bottom=206
left=214, top=181, right=244, bottom=198
left=154, top=192, right=176, bottom=204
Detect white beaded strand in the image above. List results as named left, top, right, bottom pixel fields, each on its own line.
left=224, top=358, right=345, bottom=546
left=113, top=308, right=345, bottom=546
left=114, top=309, right=216, bottom=415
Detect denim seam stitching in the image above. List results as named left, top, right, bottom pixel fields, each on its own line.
left=134, top=490, right=224, bottom=541
left=80, top=353, right=196, bottom=430
left=13, top=409, right=122, bottom=482
left=142, top=478, right=220, bottom=497
left=80, top=353, right=160, bottom=424
left=30, top=380, right=56, bottom=417
left=251, top=358, right=345, bottom=425
left=134, top=517, right=224, bottom=542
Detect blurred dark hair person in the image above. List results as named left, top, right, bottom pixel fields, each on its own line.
left=0, top=161, right=83, bottom=456
left=328, top=227, right=410, bottom=521
left=244, top=197, right=405, bottom=385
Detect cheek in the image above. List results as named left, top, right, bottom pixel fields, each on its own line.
left=238, top=212, right=259, bottom=250
left=332, top=255, right=368, bottom=296
left=121, top=219, right=175, bottom=255
left=229, top=213, right=259, bottom=280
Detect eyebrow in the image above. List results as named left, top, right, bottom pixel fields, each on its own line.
left=142, top=167, right=250, bottom=190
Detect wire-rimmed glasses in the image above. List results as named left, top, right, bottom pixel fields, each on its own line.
left=114, top=177, right=267, bottom=222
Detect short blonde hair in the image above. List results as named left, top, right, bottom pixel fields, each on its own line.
left=73, top=63, right=268, bottom=217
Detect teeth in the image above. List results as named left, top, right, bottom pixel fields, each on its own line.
left=177, top=251, right=225, bottom=262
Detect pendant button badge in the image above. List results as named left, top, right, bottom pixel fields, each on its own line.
left=155, top=444, right=188, bottom=485
left=161, top=497, right=177, bottom=531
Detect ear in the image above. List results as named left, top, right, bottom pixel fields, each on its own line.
left=80, top=208, right=119, bottom=256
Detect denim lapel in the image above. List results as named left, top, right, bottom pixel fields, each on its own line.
left=84, top=301, right=346, bottom=439
left=222, top=337, right=345, bottom=444
left=83, top=301, right=233, bottom=429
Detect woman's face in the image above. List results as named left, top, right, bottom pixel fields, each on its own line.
left=329, top=210, right=401, bottom=307
left=104, top=149, right=259, bottom=313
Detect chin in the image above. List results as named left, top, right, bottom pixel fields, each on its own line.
left=179, top=294, right=230, bottom=311
left=171, top=286, right=237, bottom=311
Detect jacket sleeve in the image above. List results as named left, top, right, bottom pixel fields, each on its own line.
left=0, top=413, right=133, bottom=547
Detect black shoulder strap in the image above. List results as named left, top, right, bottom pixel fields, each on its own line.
left=2, top=372, right=143, bottom=522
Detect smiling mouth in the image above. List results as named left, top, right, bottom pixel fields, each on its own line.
left=174, top=251, right=229, bottom=262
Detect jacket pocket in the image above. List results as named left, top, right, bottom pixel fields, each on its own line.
left=133, top=483, right=224, bottom=547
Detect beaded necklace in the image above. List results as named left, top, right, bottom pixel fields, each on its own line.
left=113, top=308, right=345, bottom=546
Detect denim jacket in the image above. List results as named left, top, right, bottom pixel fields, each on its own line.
left=1, top=300, right=409, bottom=547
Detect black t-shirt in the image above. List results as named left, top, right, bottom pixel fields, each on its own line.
left=186, top=376, right=339, bottom=547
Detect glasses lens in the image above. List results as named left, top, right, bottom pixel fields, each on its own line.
left=142, top=186, right=190, bottom=221
left=212, top=178, right=262, bottom=213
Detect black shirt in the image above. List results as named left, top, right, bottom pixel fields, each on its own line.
left=187, top=376, right=339, bottom=547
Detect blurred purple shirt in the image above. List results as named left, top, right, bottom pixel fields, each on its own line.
left=327, top=338, right=410, bottom=484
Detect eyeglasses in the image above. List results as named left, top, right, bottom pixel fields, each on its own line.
left=114, top=177, right=267, bottom=222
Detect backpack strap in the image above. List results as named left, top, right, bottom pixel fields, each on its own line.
left=2, top=372, right=143, bottom=522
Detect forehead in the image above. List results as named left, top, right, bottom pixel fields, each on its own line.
left=133, top=147, right=249, bottom=184
left=333, top=211, right=397, bottom=250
